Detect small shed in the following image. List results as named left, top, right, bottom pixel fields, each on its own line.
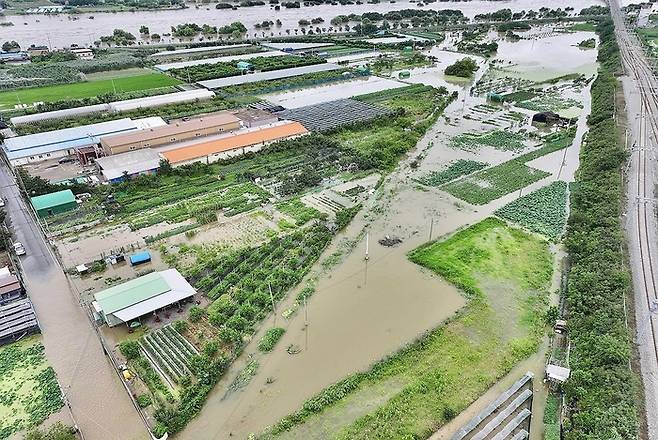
left=129, top=251, right=151, bottom=266
left=30, top=189, right=77, bottom=218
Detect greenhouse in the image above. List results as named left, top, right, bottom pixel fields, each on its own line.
left=278, top=99, right=392, bottom=132
left=198, top=63, right=342, bottom=89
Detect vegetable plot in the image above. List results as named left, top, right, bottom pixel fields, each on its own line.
left=417, top=160, right=488, bottom=186
left=140, top=325, right=198, bottom=385
left=495, top=181, right=569, bottom=240
left=275, top=198, right=325, bottom=225
left=0, top=337, right=64, bottom=440
left=450, top=130, right=528, bottom=152
left=443, top=130, right=574, bottom=205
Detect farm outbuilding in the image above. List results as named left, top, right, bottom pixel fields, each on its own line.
left=101, top=112, right=241, bottom=155
left=92, top=269, right=196, bottom=327
left=159, top=120, right=308, bottom=166
left=95, top=149, right=163, bottom=183
left=0, top=272, right=23, bottom=305
left=3, top=117, right=166, bottom=165
left=0, top=297, right=39, bottom=346
left=30, top=189, right=77, bottom=218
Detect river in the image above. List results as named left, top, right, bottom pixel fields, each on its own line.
left=0, top=0, right=604, bottom=50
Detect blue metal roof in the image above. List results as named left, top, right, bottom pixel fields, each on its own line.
left=3, top=118, right=139, bottom=160
left=129, top=251, right=152, bottom=265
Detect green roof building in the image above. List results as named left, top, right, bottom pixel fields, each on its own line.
left=93, top=269, right=196, bottom=327
left=30, top=189, right=77, bottom=218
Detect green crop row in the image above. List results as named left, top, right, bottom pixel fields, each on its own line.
left=169, top=55, right=325, bottom=82
left=258, top=328, right=286, bottom=352
left=275, top=198, right=325, bottom=225
left=450, top=129, right=528, bottom=152
left=495, top=181, right=569, bottom=240
left=417, top=160, right=488, bottom=187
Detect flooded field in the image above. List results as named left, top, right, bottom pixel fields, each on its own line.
left=0, top=0, right=604, bottom=49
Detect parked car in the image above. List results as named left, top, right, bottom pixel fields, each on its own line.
left=58, top=156, right=76, bottom=164
left=13, top=242, right=25, bottom=256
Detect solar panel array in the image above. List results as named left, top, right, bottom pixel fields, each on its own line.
left=278, top=98, right=392, bottom=132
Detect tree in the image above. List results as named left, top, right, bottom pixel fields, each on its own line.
left=444, top=57, right=479, bottom=78
left=24, top=423, right=76, bottom=440
left=2, top=40, right=19, bottom=52
left=139, top=25, right=149, bottom=35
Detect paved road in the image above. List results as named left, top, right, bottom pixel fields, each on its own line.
left=0, top=160, right=148, bottom=440
left=610, top=1, right=658, bottom=438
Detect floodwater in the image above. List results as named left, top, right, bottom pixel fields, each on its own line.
left=262, top=75, right=406, bottom=108
left=0, top=0, right=603, bottom=49
left=493, top=29, right=599, bottom=82
left=176, top=26, right=596, bottom=439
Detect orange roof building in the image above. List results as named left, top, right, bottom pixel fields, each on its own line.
left=161, top=121, right=308, bottom=166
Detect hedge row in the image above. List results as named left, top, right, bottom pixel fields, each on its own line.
left=563, top=17, right=638, bottom=439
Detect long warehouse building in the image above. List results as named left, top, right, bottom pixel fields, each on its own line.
left=10, top=89, right=215, bottom=126
left=160, top=120, right=308, bottom=166
left=2, top=117, right=166, bottom=165
left=101, top=112, right=241, bottom=155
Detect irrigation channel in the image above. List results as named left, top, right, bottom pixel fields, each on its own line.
left=610, top=0, right=658, bottom=436
left=178, top=31, right=596, bottom=439
left=0, top=0, right=604, bottom=49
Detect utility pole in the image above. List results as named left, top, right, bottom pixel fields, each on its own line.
left=428, top=218, right=434, bottom=241
left=268, top=283, right=276, bottom=326
left=364, top=232, right=369, bottom=261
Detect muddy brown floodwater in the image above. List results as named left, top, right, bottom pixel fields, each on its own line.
left=0, top=0, right=603, bottom=49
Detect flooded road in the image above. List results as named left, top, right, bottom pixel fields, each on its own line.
left=0, top=0, right=603, bottom=49
left=0, top=161, right=148, bottom=440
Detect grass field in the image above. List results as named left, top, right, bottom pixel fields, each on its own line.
left=0, top=336, right=64, bottom=439
left=265, top=218, right=552, bottom=439
left=0, top=72, right=181, bottom=109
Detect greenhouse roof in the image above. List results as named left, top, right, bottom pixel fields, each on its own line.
left=30, top=189, right=75, bottom=211
left=150, top=43, right=252, bottom=58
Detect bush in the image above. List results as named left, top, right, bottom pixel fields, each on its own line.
left=203, top=340, right=219, bottom=357
left=258, top=327, right=285, bottom=352
left=444, top=57, right=479, bottom=77
left=188, top=306, right=206, bottom=323
left=118, top=340, right=140, bottom=360
left=136, top=394, right=152, bottom=408
left=173, top=320, right=188, bottom=333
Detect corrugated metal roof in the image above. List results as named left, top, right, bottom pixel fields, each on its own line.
left=262, top=42, right=334, bottom=51
left=96, top=149, right=163, bottom=181
left=94, top=271, right=168, bottom=314
left=198, top=63, right=342, bottom=89
left=155, top=50, right=284, bottom=71
left=0, top=297, right=39, bottom=340
left=101, top=112, right=240, bottom=148
left=94, top=269, right=196, bottom=324
left=161, top=121, right=308, bottom=164
left=3, top=118, right=138, bottom=160
left=30, top=189, right=75, bottom=211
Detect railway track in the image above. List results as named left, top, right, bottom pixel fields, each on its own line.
left=610, top=1, right=658, bottom=437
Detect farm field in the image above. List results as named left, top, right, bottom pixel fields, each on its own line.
left=264, top=218, right=552, bottom=439
left=0, top=72, right=181, bottom=109
left=0, top=336, right=64, bottom=440
left=442, top=129, right=575, bottom=205
left=495, top=181, right=569, bottom=240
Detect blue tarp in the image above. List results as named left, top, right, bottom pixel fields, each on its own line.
left=129, top=251, right=151, bottom=266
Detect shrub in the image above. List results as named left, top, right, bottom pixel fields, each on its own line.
left=136, top=394, right=152, bottom=408
left=203, top=340, right=219, bottom=357
left=173, top=320, right=188, bottom=333
left=118, top=340, right=140, bottom=360
left=258, top=327, right=285, bottom=352
left=444, top=57, right=479, bottom=77
left=188, top=306, right=206, bottom=323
